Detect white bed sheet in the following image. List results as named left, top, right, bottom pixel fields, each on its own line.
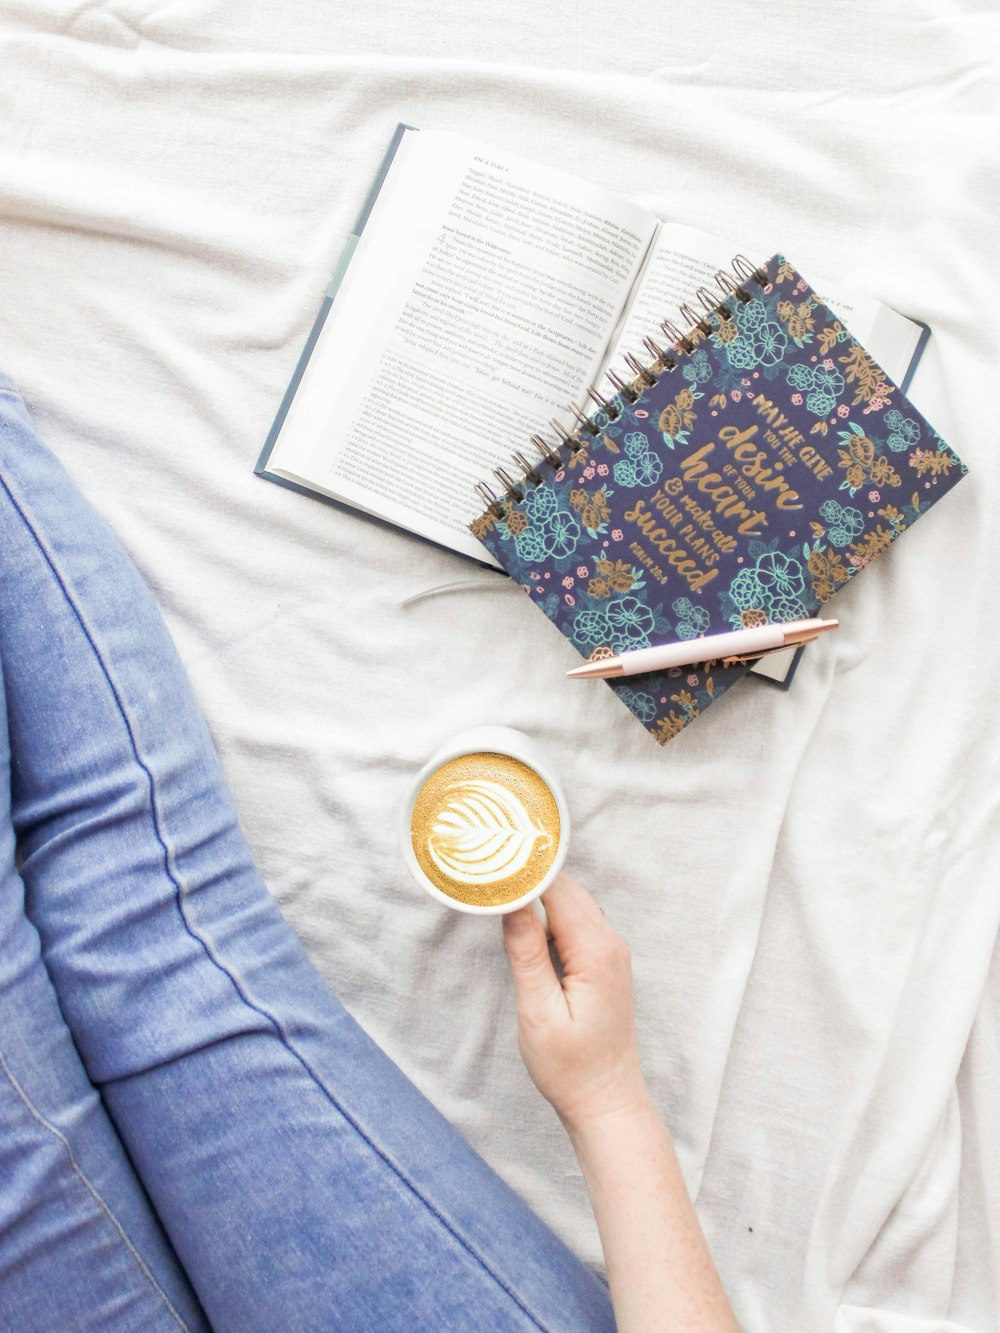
left=1, top=2, right=997, bottom=1328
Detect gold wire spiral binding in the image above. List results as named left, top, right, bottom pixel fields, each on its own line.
left=474, top=481, right=505, bottom=517
left=733, top=253, right=769, bottom=287
left=531, top=433, right=562, bottom=469
left=660, top=318, right=695, bottom=354
left=605, top=367, right=639, bottom=403
left=697, top=285, right=732, bottom=321
left=586, top=385, right=618, bottom=419
left=677, top=304, right=713, bottom=338
left=473, top=253, right=770, bottom=517
left=624, top=353, right=657, bottom=387
left=642, top=336, right=675, bottom=371
left=493, top=466, right=525, bottom=503
left=715, top=270, right=751, bottom=305
left=570, top=403, right=601, bottom=436
left=511, top=449, right=544, bottom=488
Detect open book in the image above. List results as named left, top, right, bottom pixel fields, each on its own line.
left=258, top=125, right=928, bottom=573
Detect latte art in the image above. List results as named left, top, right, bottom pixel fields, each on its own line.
left=427, top=779, right=551, bottom=886
left=410, top=753, right=561, bottom=907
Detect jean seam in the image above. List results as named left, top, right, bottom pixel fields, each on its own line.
left=0, top=1051, right=191, bottom=1331
left=0, top=472, right=550, bottom=1332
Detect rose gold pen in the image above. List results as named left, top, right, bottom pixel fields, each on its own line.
left=566, top=618, right=839, bottom=679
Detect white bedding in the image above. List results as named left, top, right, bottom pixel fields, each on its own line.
left=1, top=3, right=998, bottom=1328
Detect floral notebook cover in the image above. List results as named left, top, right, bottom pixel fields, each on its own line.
left=471, top=255, right=966, bottom=744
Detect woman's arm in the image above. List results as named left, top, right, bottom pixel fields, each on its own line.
left=502, top=873, right=739, bottom=1333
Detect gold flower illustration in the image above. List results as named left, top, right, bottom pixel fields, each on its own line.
left=658, top=386, right=696, bottom=440
left=504, top=507, right=528, bottom=536
left=807, top=548, right=849, bottom=603
left=840, top=344, right=893, bottom=406
left=607, top=561, right=635, bottom=593
left=850, top=526, right=893, bottom=561
left=911, top=449, right=955, bottom=478
left=869, top=456, right=901, bottom=487
left=653, top=712, right=687, bottom=744
left=469, top=511, right=497, bottom=539
left=580, top=490, right=611, bottom=530
left=838, top=433, right=876, bottom=489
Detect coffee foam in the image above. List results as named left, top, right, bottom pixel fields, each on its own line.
left=410, top=753, right=560, bottom=908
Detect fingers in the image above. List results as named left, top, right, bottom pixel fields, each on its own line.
left=502, top=905, right=563, bottom=1016
left=541, top=872, right=622, bottom=965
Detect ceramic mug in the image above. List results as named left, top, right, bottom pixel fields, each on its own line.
left=401, top=725, right=569, bottom=916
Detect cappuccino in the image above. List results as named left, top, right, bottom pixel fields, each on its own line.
left=409, top=752, right=561, bottom=908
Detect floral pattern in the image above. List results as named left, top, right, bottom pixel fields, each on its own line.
left=472, top=255, right=966, bottom=745
left=723, top=298, right=789, bottom=371
left=723, top=545, right=809, bottom=628
left=672, top=597, right=711, bottom=640
left=786, top=360, right=846, bottom=417
left=613, top=431, right=665, bottom=485
left=818, top=499, right=865, bottom=547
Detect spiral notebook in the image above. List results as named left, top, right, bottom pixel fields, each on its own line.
left=470, top=254, right=966, bottom=743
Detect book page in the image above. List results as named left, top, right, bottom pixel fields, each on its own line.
left=268, top=130, right=657, bottom=562
left=604, top=223, right=923, bottom=387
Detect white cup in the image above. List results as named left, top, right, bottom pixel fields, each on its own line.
left=401, top=725, right=569, bottom=916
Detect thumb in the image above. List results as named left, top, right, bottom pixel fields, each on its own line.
left=502, top=906, right=563, bottom=1016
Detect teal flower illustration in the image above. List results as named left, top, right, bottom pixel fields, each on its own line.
left=617, top=687, right=657, bottom=723
left=787, top=362, right=813, bottom=391
left=885, top=409, right=920, bottom=453
left=728, top=567, right=767, bottom=615
left=726, top=549, right=807, bottom=626
left=683, top=348, right=712, bottom=385
left=815, top=365, right=845, bottom=396
left=672, top=597, right=710, bottom=640
left=513, top=526, right=549, bottom=563
left=806, top=389, right=836, bottom=415
left=571, top=609, right=610, bottom=650
left=726, top=300, right=788, bottom=370
left=787, top=361, right=844, bottom=417
left=756, top=322, right=789, bottom=366
left=606, top=596, right=656, bottom=651
left=819, top=499, right=864, bottom=547
left=755, top=550, right=806, bottom=603
left=614, top=431, right=663, bottom=487
left=523, top=485, right=559, bottom=523
left=543, top=510, right=581, bottom=560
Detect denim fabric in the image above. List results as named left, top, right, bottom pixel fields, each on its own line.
left=0, top=381, right=615, bottom=1332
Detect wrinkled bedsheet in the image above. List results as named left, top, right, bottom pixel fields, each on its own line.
left=1, top=3, right=997, bottom=1328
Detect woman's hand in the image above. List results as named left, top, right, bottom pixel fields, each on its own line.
left=503, top=872, right=740, bottom=1332
left=501, top=872, right=651, bottom=1132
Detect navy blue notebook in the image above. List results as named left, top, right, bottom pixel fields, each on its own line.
left=472, top=255, right=966, bottom=743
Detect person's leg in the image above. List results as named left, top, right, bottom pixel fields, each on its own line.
left=0, top=381, right=614, bottom=1333
left=0, top=655, right=209, bottom=1333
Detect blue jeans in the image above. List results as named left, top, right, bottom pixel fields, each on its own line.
left=0, top=379, right=615, bottom=1332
